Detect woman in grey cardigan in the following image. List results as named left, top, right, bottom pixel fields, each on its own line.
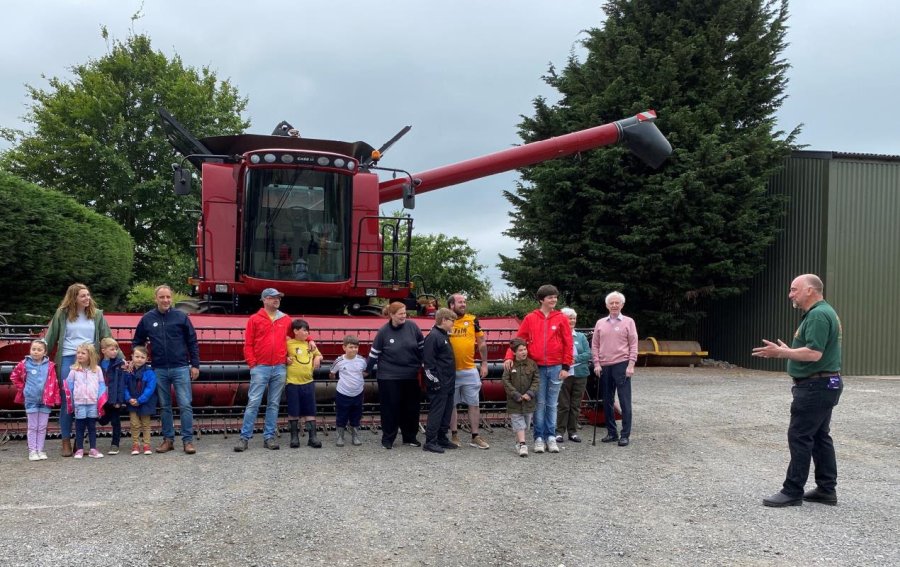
left=44, top=283, right=115, bottom=457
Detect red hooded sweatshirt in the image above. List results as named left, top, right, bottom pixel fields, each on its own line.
left=505, top=308, right=574, bottom=369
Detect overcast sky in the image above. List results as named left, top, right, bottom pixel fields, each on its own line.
left=3, top=1, right=898, bottom=294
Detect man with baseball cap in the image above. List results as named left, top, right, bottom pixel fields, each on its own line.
left=235, top=288, right=291, bottom=451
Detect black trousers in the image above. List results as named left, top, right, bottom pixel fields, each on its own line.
left=601, top=361, right=631, bottom=438
left=782, top=377, right=842, bottom=496
left=425, top=382, right=455, bottom=443
left=377, top=378, right=421, bottom=444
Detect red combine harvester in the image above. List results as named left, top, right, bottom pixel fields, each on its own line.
left=0, top=109, right=671, bottom=435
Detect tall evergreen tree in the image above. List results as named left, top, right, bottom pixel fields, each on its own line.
left=1, top=30, right=248, bottom=285
left=500, top=0, right=795, bottom=335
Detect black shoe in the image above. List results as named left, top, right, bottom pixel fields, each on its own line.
left=618, top=437, right=630, bottom=447
left=381, top=440, right=393, bottom=450
left=233, top=438, right=248, bottom=452
left=423, top=442, right=445, bottom=454
left=763, top=491, right=802, bottom=507
left=555, top=435, right=565, bottom=443
left=803, top=487, right=837, bottom=506
left=263, top=438, right=280, bottom=450
left=601, top=434, right=619, bottom=443
left=568, top=434, right=582, bottom=443
left=437, top=438, right=458, bottom=450
left=404, top=439, right=422, bottom=448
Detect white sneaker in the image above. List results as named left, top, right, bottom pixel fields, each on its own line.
left=547, top=437, right=560, bottom=453
left=533, top=438, right=545, bottom=454
left=517, top=443, right=528, bottom=458
left=28, top=451, right=40, bottom=461
left=38, top=451, right=48, bottom=460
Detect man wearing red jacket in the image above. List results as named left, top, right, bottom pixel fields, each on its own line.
left=503, top=284, right=573, bottom=454
left=235, top=288, right=292, bottom=452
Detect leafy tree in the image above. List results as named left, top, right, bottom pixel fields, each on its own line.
left=1, top=30, right=248, bottom=285
left=379, top=211, right=491, bottom=302
left=0, top=171, right=133, bottom=316
left=500, top=0, right=795, bottom=335
left=409, top=233, right=491, bottom=301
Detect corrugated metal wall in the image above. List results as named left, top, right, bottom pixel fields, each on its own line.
left=700, top=153, right=828, bottom=371
left=701, top=151, right=900, bottom=375
left=826, top=158, right=900, bottom=375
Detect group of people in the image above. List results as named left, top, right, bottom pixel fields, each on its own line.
left=11, top=283, right=200, bottom=460
left=11, top=274, right=844, bottom=509
left=357, top=284, right=639, bottom=456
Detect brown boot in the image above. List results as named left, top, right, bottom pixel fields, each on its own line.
left=61, top=438, right=73, bottom=457
left=156, top=438, right=175, bottom=453
left=183, top=442, right=196, bottom=454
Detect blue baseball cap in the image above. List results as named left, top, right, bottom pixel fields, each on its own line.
left=261, top=288, right=284, bottom=300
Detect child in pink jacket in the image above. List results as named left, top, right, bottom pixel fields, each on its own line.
left=10, top=339, right=61, bottom=461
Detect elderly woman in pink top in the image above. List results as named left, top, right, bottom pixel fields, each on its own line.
left=591, top=291, right=638, bottom=446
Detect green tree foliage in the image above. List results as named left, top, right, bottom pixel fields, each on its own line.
left=409, top=233, right=491, bottom=301
left=0, top=171, right=133, bottom=316
left=1, top=30, right=248, bottom=284
left=500, top=0, right=795, bottom=335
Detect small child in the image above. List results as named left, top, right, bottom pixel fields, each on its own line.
left=124, top=346, right=158, bottom=456
left=64, top=342, right=108, bottom=459
left=10, top=339, right=60, bottom=461
left=98, top=337, right=126, bottom=454
left=286, top=319, right=323, bottom=448
left=329, top=335, right=368, bottom=447
left=502, top=338, right=539, bottom=457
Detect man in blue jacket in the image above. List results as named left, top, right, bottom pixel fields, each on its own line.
left=132, top=285, right=201, bottom=454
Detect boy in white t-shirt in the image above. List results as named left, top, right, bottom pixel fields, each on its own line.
left=330, top=335, right=368, bottom=446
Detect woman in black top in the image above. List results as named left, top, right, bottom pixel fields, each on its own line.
left=367, top=302, right=424, bottom=449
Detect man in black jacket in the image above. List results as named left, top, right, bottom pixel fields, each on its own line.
left=422, top=308, right=458, bottom=454
left=132, top=285, right=201, bottom=454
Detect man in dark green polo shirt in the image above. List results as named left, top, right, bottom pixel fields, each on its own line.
left=752, top=274, right=843, bottom=507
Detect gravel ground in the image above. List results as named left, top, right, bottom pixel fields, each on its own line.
left=0, top=367, right=897, bottom=567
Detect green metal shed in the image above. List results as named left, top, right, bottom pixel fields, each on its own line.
left=700, top=150, right=900, bottom=375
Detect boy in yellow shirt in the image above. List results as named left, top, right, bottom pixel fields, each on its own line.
left=286, top=319, right=323, bottom=448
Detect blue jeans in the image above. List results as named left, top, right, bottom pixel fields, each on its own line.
left=240, top=364, right=286, bottom=440
left=58, top=354, right=76, bottom=438
left=156, top=366, right=194, bottom=444
left=533, top=365, right=563, bottom=441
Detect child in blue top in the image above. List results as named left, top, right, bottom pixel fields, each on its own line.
left=124, top=346, right=158, bottom=455
left=10, top=339, right=60, bottom=461
left=99, top=337, right=127, bottom=454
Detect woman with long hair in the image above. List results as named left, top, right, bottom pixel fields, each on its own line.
left=44, top=283, right=115, bottom=457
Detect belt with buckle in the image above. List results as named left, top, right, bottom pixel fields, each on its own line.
left=792, top=371, right=840, bottom=384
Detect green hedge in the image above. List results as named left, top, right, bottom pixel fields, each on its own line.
left=0, top=171, right=134, bottom=317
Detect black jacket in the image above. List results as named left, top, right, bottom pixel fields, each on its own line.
left=423, top=326, right=456, bottom=387
left=132, top=308, right=200, bottom=370
left=366, top=321, right=424, bottom=381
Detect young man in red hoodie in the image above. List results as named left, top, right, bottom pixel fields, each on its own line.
left=503, top=284, right=573, bottom=454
